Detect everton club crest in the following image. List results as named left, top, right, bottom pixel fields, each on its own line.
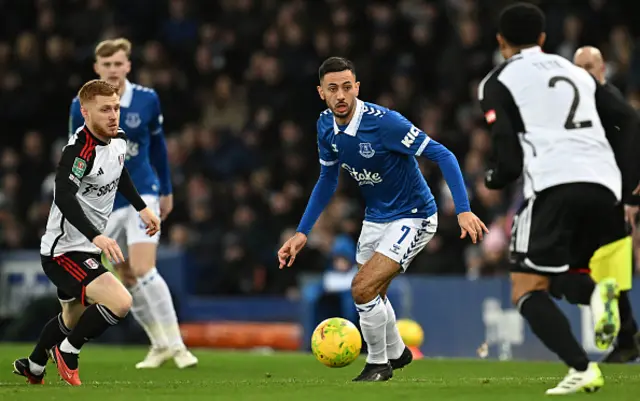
left=125, top=112, right=141, bottom=129
left=359, top=142, right=375, bottom=158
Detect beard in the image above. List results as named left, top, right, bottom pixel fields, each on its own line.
left=92, top=123, right=119, bottom=138
left=331, top=101, right=352, bottom=118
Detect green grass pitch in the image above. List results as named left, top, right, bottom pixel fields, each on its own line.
left=1, top=344, right=639, bottom=400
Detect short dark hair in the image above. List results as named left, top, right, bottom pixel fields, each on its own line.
left=498, top=3, right=545, bottom=46
left=318, top=57, right=356, bottom=81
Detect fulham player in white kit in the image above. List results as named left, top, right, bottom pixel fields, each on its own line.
left=479, top=3, right=640, bottom=394
left=14, top=80, right=161, bottom=386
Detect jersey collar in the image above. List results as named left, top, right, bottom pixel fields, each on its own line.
left=120, top=80, right=133, bottom=108
left=520, top=46, right=542, bottom=55
left=81, top=125, right=108, bottom=145
left=333, top=98, right=364, bottom=136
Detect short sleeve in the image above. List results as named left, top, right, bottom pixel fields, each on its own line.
left=56, top=139, right=95, bottom=190
left=317, top=119, right=338, bottom=166
left=379, top=111, right=431, bottom=156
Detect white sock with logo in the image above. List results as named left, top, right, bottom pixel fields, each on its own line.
left=356, top=295, right=388, bottom=364
left=130, top=277, right=169, bottom=349
left=384, top=297, right=406, bottom=360
left=141, top=268, right=186, bottom=350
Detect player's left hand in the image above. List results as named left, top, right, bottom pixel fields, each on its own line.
left=457, top=211, right=489, bottom=244
left=159, top=194, right=174, bottom=221
left=139, top=207, right=161, bottom=236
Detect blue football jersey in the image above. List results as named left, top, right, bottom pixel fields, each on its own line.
left=70, top=80, right=165, bottom=210
left=317, top=99, right=437, bottom=222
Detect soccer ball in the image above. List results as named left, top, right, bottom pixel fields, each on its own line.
left=311, top=317, right=362, bottom=367
left=397, top=319, right=424, bottom=347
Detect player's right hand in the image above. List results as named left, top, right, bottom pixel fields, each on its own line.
left=92, top=235, right=124, bottom=265
left=278, top=232, right=307, bottom=269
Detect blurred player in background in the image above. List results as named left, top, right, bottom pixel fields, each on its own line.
left=14, top=80, right=160, bottom=386
left=69, top=38, right=197, bottom=369
left=571, top=46, right=640, bottom=363
left=279, top=56, right=487, bottom=382
left=479, top=3, right=640, bottom=394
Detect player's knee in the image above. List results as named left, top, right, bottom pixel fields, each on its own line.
left=131, top=264, right=154, bottom=279
left=108, top=291, right=132, bottom=318
left=510, top=273, right=549, bottom=306
left=86, top=272, right=132, bottom=316
left=102, top=284, right=133, bottom=318
left=351, top=273, right=377, bottom=304
left=352, top=285, right=376, bottom=305
left=128, top=243, right=157, bottom=278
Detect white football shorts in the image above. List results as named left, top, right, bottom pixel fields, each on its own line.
left=356, top=214, right=438, bottom=271
left=104, top=194, right=161, bottom=253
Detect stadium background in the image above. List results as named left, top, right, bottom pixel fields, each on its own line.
left=1, top=0, right=640, bottom=359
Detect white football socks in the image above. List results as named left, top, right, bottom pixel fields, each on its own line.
left=384, top=297, right=406, bottom=360
left=141, top=268, right=186, bottom=350
left=129, top=274, right=169, bottom=349
left=356, top=295, right=388, bottom=364
left=28, top=359, right=45, bottom=375
left=60, top=338, right=80, bottom=354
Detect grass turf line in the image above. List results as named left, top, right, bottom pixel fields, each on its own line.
left=0, top=344, right=639, bottom=400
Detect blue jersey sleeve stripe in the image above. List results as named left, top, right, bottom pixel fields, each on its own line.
left=319, top=159, right=338, bottom=166
left=415, top=136, right=431, bottom=156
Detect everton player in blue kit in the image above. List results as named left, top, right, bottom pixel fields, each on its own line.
left=69, top=38, right=197, bottom=369
left=278, top=57, right=488, bottom=381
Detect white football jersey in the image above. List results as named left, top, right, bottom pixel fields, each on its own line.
left=478, top=46, right=621, bottom=201
left=41, top=127, right=128, bottom=256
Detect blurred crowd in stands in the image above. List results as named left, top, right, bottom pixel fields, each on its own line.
left=2, top=0, right=640, bottom=296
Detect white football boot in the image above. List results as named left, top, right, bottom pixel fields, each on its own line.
left=173, top=347, right=198, bottom=369
left=545, top=362, right=604, bottom=395
left=135, top=347, right=175, bottom=369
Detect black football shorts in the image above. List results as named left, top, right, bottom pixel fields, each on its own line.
left=41, top=251, right=107, bottom=305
